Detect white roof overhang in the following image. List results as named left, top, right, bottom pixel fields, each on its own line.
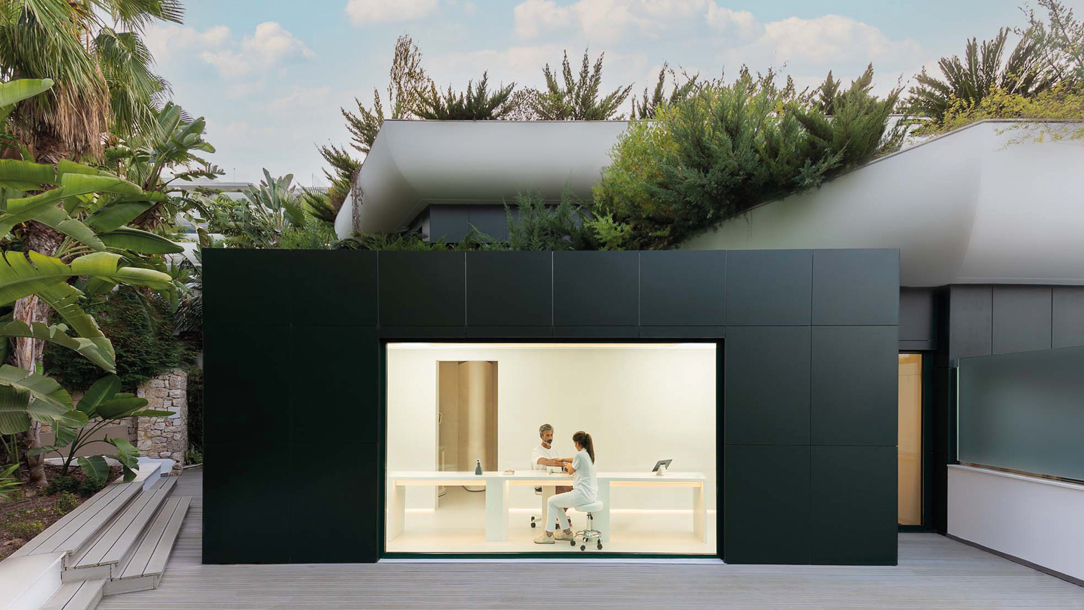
left=334, top=120, right=629, bottom=237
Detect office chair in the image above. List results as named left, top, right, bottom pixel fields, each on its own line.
left=570, top=500, right=604, bottom=551
left=530, top=487, right=571, bottom=530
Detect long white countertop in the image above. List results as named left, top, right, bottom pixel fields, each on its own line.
left=388, top=470, right=705, bottom=484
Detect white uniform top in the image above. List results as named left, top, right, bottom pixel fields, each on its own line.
left=532, top=443, right=560, bottom=470
left=571, top=448, right=598, bottom=501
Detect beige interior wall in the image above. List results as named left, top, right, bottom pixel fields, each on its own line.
left=898, top=353, right=923, bottom=526
left=455, top=361, right=497, bottom=472
left=388, top=344, right=716, bottom=511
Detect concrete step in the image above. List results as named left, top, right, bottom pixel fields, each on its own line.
left=105, top=496, right=191, bottom=596
left=65, top=478, right=177, bottom=582
left=40, top=578, right=105, bottom=610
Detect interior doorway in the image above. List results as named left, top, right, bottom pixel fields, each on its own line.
left=437, top=361, right=498, bottom=499
left=898, top=353, right=923, bottom=526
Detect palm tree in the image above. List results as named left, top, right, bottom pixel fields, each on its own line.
left=907, top=28, right=1059, bottom=122
left=0, top=0, right=182, bottom=163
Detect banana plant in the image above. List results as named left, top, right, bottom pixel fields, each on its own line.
left=0, top=77, right=178, bottom=461
left=29, top=374, right=171, bottom=483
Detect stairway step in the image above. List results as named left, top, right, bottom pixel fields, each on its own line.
left=105, top=496, right=190, bottom=596
left=66, top=478, right=177, bottom=581
left=42, top=578, right=105, bottom=610
left=13, top=482, right=142, bottom=564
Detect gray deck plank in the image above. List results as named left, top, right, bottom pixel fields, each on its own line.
left=41, top=580, right=81, bottom=610
left=119, top=497, right=180, bottom=579
left=14, top=484, right=126, bottom=557
left=93, top=470, right=1084, bottom=610
left=100, top=479, right=178, bottom=567
left=49, top=484, right=141, bottom=556
left=142, top=496, right=190, bottom=576
left=76, top=485, right=162, bottom=567
left=65, top=578, right=105, bottom=610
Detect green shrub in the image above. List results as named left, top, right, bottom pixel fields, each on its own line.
left=592, top=67, right=900, bottom=249
left=3, top=519, right=45, bottom=539
left=44, top=286, right=187, bottom=391
left=78, top=477, right=106, bottom=497
left=187, top=367, right=204, bottom=452
left=45, top=475, right=79, bottom=496
left=54, top=492, right=79, bottom=515
left=503, top=190, right=596, bottom=251
left=185, top=445, right=203, bottom=465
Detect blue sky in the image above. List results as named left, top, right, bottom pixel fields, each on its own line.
left=145, top=0, right=1083, bottom=185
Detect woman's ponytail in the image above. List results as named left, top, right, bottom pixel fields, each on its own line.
left=573, top=431, right=595, bottom=463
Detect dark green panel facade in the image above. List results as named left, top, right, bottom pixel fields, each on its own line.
left=810, top=326, right=898, bottom=446
left=466, top=252, right=552, bottom=326
left=812, top=249, right=900, bottom=326
left=724, top=326, right=811, bottom=445
left=203, top=248, right=900, bottom=566
left=553, top=251, right=639, bottom=326
left=724, top=445, right=811, bottom=564
left=810, top=446, right=898, bottom=565
left=725, top=250, right=813, bottom=326
left=639, top=250, right=726, bottom=326
left=379, top=252, right=465, bottom=326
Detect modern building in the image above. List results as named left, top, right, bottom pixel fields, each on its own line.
left=205, top=120, right=1084, bottom=582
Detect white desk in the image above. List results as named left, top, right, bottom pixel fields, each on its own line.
left=387, top=471, right=706, bottom=543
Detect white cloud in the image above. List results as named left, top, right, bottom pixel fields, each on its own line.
left=200, top=22, right=314, bottom=79
left=514, top=0, right=573, bottom=39
left=345, top=0, right=439, bottom=25
left=761, top=15, right=920, bottom=66
left=705, top=6, right=760, bottom=43
left=266, top=87, right=334, bottom=115
left=144, top=24, right=230, bottom=63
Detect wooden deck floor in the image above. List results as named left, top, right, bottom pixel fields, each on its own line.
left=97, top=469, right=1084, bottom=610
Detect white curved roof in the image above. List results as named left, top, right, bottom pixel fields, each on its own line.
left=334, top=120, right=629, bottom=237
left=683, top=121, right=1084, bottom=287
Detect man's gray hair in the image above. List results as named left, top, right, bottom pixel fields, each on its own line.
left=539, top=423, right=553, bottom=436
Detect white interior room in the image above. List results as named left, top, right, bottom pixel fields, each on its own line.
left=385, top=342, right=718, bottom=555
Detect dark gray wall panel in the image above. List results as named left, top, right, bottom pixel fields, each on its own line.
left=290, top=250, right=377, bottom=325
left=466, top=326, right=553, bottom=338
left=810, top=446, right=897, bottom=565
left=466, top=252, right=551, bottom=326
left=203, top=249, right=292, bottom=326
left=468, top=205, right=509, bottom=241
left=289, top=326, right=379, bottom=441
left=289, top=442, right=379, bottom=562
left=811, top=326, right=898, bottom=446
left=992, top=286, right=1052, bottom=354
left=724, top=445, right=810, bottom=564
left=812, top=249, right=899, bottom=325
left=551, top=326, right=639, bottom=338
left=203, top=323, right=291, bottom=445
left=639, top=326, right=726, bottom=339
left=725, top=326, right=811, bottom=445
left=899, top=288, right=937, bottom=348
left=427, top=205, right=469, bottom=242
left=379, top=252, right=465, bottom=326
left=726, top=250, right=812, bottom=326
left=1053, top=286, right=1084, bottom=348
left=640, top=250, right=726, bottom=326
left=553, top=251, right=638, bottom=326
left=949, top=286, right=992, bottom=360
left=203, top=443, right=289, bottom=564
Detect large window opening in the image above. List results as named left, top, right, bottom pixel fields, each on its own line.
left=385, top=342, right=718, bottom=555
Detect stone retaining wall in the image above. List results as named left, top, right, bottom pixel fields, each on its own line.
left=135, top=368, right=187, bottom=475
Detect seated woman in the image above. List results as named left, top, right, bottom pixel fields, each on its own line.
left=534, top=431, right=597, bottom=544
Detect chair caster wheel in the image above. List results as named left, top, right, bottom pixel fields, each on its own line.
left=597, top=542, right=603, bottom=550
left=531, top=522, right=536, bottom=528
left=580, top=545, right=586, bottom=551
left=570, top=540, right=576, bottom=546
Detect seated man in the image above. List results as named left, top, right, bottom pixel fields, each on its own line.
left=532, top=424, right=572, bottom=528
